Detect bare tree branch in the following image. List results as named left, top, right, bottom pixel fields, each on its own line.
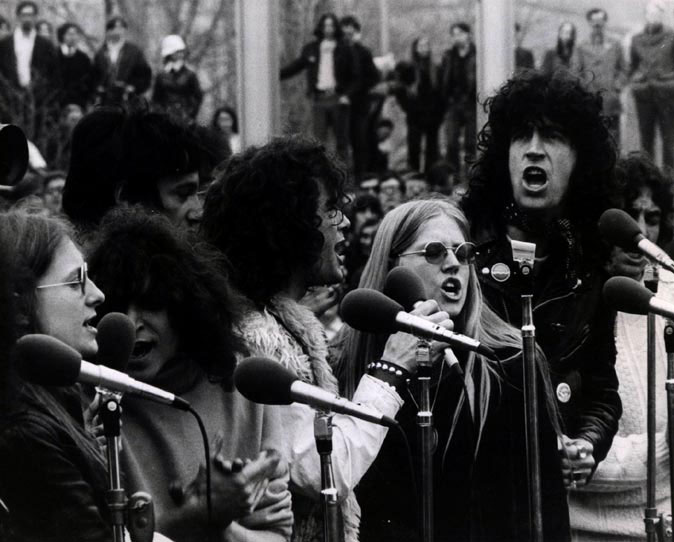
left=182, top=0, right=201, bottom=38
left=191, top=0, right=228, bottom=63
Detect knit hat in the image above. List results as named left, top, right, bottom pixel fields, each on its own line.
left=161, top=35, right=186, bottom=59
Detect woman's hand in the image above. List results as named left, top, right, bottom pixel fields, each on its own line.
left=237, top=478, right=293, bottom=531
left=176, top=449, right=282, bottom=527
left=380, top=299, right=453, bottom=373
left=83, top=390, right=123, bottom=454
left=604, top=246, right=647, bottom=280
left=300, top=285, right=341, bottom=318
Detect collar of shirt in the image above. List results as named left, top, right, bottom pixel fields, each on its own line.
left=13, top=27, right=36, bottom=87
left=13, top=27, right=36, bottom=43
left=106, top=39, right=125, bottom=64
left=60, top=43, right=76, bottom=57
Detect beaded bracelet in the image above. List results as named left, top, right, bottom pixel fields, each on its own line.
left=367, top=360, right=410, bottom=394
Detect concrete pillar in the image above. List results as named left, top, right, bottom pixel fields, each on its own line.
left=379, top=0, right=390, bottom=54
left=475, top=0, right=514, bottom=127
left=235, top=0, right=281, bottom=147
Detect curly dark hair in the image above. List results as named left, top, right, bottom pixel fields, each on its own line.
left=201, top=136, right=349, bottom=306
left=119, top=109, right=219, bottom=208
left=64, top=107, right=225, bottom=228
left=463, top=71, right=617, bottom=250
left=615, top=152, right=674, bottom=246
left=88, top=206, right=244, bottom=382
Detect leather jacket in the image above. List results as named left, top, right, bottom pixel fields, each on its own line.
left=475, top=235, right=621, bottom=463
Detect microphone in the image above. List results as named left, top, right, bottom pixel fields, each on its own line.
left=599, top=208, right=674, bottom=274
left=603, top=276, right=674, bottom=319
left=234, top=357, right=398, bottom=428
left=383, top=267, right=427, bottom=311
left=13, top=334, right=190, bottom=411
left=340, top=288, right=496, bottom=359
left=94, top=312, right=135, bottom=400
left=95, top=312, right=135, bottom=372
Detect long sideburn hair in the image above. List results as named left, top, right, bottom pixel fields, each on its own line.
left=0, top=211, right=107, bottom=483
left=332, top=199, right=563, bottom=457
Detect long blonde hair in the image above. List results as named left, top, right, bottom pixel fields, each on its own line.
left=332, top=199, right=562, bottom=450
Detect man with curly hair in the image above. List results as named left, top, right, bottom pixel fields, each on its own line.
left=201, top=136, right=451, bottom=542
left=462, top=71, right=622, bottom=540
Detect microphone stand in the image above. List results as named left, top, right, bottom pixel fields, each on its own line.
left=644, top=268, right=659, bottom=542
left=314, top=413, right=342, bottom=542
left=663, top=318, right=674, bottom=542
left=416, top=340, right=434, bottom=542
left=100, top=392, right=126, bottom=542
left=512, top=240, right=543, bottom=542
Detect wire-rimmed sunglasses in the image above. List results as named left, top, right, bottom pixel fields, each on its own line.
left=36, top=263, right=88, bottom=295
left=398, top=242, right=477, bottom=265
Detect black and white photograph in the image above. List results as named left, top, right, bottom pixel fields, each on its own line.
left=0, top=1, right=672, bottom=541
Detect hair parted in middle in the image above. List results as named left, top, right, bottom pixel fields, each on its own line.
left=0, top=210, right=108, bottom=482
left=314, top=13, right=343, bottom=40
left=463, top=70, right=618, bottom=254
left=332, top=198, right=562, bottom=454
left=201, top=135, right=349, bottom=306
left=615, top=152, right=674, bottom=246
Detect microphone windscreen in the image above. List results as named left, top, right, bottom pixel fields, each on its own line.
left=384, top=267, right=427, bottom=312
left=96, top=312, right=135, bottom=372
left=234, top=357, right=297, bottom=405
left=598, top=209, right=642, bottom=249
left=13, top=334, right=82, bottom=386
left=340, top=288, right=403, bottom=333
left=603, top=276, right=653, bottom=315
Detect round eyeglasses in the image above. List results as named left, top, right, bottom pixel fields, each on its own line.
left=36, top=263, right=88, bottom=295
left=398, top=242, right=477, bottom=265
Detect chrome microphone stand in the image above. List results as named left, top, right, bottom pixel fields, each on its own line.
left=98, top=389, right=155, bottom=542
left=644, top=267, right=659, bottom=542
left=314, top=413, right=342, bottom=542
left=100, top=392, right=126, bottom=542
left=416, top=340, right=434, bottom=542
left=664, top=318, right=674, bottom=542
left=642, top=266, right=672, bottom=542
left=511, top=240, right=543, bottom=542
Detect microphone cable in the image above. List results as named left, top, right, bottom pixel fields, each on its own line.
left=391, top=421, right=419, bottom=523
left=186, top=405, right=212, bottom=538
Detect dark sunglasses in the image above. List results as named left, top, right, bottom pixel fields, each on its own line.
left=399, top=242, right=477, bottom=265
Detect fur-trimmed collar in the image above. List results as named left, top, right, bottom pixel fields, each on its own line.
left=239, top=295, right=360, bottom=542
left=242, top=296, right=340, bottom=394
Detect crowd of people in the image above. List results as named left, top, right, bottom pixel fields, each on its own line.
left=0, top=1, right=240, bottom=206
left=1, top=2, right=674, bottom=542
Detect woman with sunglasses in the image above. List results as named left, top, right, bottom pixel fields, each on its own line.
left=0, top=210, right=112, bottom=541
left=333, top=199, right=568, bottom=542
